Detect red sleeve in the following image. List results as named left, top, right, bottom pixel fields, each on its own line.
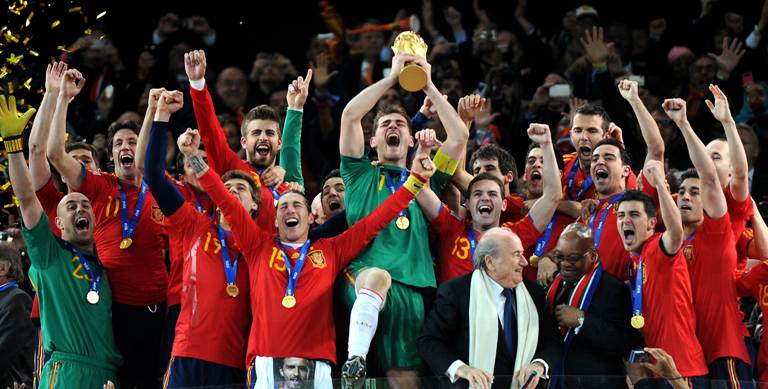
left=724, top=185, right=753, bottom=230
left=189, top=85, right=245, bottom=175
left=506, top=215, right=541, bottom=251
left=76, top=168, right=111, bottom=201
left=626, top=169, right=638, bottom=189
left=736, top=261, right=768, bottom=298
left=35, top=177, right=64, bottom=234
left=737, top=228, right=754, bottom=259
left=430, top=205, right=463, bottom=235
left=329, top=186, right=417, bottom=268
left=198, top=169, right=270, bottom=265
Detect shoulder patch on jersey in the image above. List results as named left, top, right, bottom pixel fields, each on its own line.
left=308, top=250, right=327, bottom=269
left=151, top=205, right=165, bottom=224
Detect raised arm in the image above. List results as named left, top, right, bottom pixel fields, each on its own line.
left=451, top=95, right=487, bottom=193
left=413, top=129, right=444, bottom=222
left=47, top=69, right=86, bottom=189
left=2, top=95, right=41, bottom=227
left=749, top=201, right=768, bottom=260
left=135, top=87, right=166, bottom=173
left=417, top=58, right=469, bottom=160
left=340, top=52, right=415, bottom=158
left=144, top=90, right=186, bottom=216
left=618, top=79, right=664, bottom=163
left=645, top=160, right=684, bottom=254
left=526, top=124, right=562, bottom=231
left=280, top=68, right=312, bottom=187
left=663, top=98, right=727, bottom=219
left=28, top=62, right=67, bottom=190
left=706, top=83, right=749, bottom=202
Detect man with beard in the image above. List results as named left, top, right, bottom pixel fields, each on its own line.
left=662, top=98, right=753, bottom=386
left=278, top=358, right=313, bottom=389
left=4, top=93, right=122, bottom=387
left=615, top=163, right=708, bottom=385
left=145, top=91, right=251, bottom=387
left=562, top=104, right=636, bottom=202
left=47, top=69, right=168, bottom=388
left=177, top=127, right=436, bottom=389
left=338, top=52, right=468, bottom=387
left=416, top=124, right=561, bottom=284
left=184, top=49, right=306, bottom=234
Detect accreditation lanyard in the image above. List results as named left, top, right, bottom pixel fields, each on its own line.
left=0, top=282, right=18, bottom=293
left=71, top=245, right=102, bottom=294
left=256, top=168, right=281, bottom=201
left=588, top=192, right=623, bottom=250
left=628, top=256, right=643, bottom=319
left=533, top=217, right=556, bottom=257
left=118, top=180, right=148, bottom=242
left=566, top=162, right=592, bottom=201
left=217, top=225, right=240, bottom=286
left=278, top=240, right=312, bottom=299
left=384, top=169, right=409, bottom=218
left=467, top=226, right=478, bottom=260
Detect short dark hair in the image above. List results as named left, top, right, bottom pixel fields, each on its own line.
left=617, top=189, right=657, bottom=218
left=241, top=105, right=281, bottom=137
left=526, top=142, right=564, bottom=171
left=0, top=242, right=23, bottom=284
left=469, top=144, right=517, bottom=177
left=65, top=142, right=97, bottom=155
left=322, top=169, right=341, bottom=190
left=679, top=168, right=700, bottom=184
left=592, top=138, right=632, bottom=166
left=106, top=121, right=141, bottom=151
left=221, top=170, right=261, bottom=218
left=175, top=143, right=206, bottom=176
left=373, top=105, right=412, bottom=132
left=279, top=189, right=311, bottom=209
left=467, top=172, right=505, bottom=196
left=573, top=104, right=611, bottom=132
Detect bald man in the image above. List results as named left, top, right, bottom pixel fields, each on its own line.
left=546, top=223, right=639, bottom=389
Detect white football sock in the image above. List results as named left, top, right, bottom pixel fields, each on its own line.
left=347, top=288, right=384, bottom=359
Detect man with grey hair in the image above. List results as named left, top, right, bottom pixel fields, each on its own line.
left=418, top=227, right=560, bottom=389
left=0, top=242, right=35, bottom=387
left=545, top=223, right=639, bottom=389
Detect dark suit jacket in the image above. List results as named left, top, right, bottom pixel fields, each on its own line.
left=417, top=275, right=562, bottom=388
left=0, top=287, right=34, bottom=388
left=549, top=272, right=642, bottom=389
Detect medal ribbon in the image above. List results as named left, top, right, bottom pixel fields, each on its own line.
left=566, top=161, right=593, bottom=201
left=384, top=169, right=409, bottom=220
left=533, top=217, right=556, bottom=257
left=256, top=168, right=282, bottom=201
left=588, top=192, right=624, bottom=250
left=194, top=193, right=214, bottom=220
left=629, top=255, right=643, bottom=323
left=0, top=282, right=19, bottom=293
left=118, top=180, right=148, bottom=243
left=466, top=225, right=478, bottom=261
left=278, top=240, right=312, bottom=299
left=71, top=245, right=102, bottom=294
left=217, top=225, right=240, bottom=286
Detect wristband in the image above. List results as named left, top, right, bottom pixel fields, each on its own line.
left=403, top=174, right=426, bottom=195
left=3, top=135, right=24, bottom=154
left=432, top=149, right=459, bottom=175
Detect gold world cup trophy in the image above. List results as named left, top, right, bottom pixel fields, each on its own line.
left=391, top=31, right=429, bottom=92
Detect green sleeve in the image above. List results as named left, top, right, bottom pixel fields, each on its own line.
left=340, top=154, right=373, bottom=188
left=430, top=171, right=452, bottom=196
left=279, top=108, right=304, bottom=187
left=21, top=213, right=59, bottom=270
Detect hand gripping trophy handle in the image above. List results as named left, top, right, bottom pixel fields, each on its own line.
left=391, top=31, right=429, bottom=92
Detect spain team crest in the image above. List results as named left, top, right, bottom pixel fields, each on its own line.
left=308, top=250, right=327, bottom=269
left=684, top=244, right=694, bottom=264
left=151, top=205, right=164, bottom=224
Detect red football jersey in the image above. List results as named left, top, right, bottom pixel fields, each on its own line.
left=190, top=84, right=288, bottom=235
left=735, top=228, right=755, bottom=277
left=167, top=202, right=251, bottom=369
left=724, top=185, right=753, bottom=241
left=735, top=262, right=768, bottom=383
left=500, top=194, right=525, bottom=225
left=35, top=178, right=64, bottom=237
left=521, top=212, right=574, bottom=282
left=562, top=152, right=638, bottom=201
left=684, top=214, right=751, bottom=364
left=198, top=169, right=416, bottom=366
left=77, top=170, right=168, bottom=305
left=634, top=233, right=707, bottom=377
left=430, top=205, right=541, bottom=284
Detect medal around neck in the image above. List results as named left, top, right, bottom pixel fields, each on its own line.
left=120, top=238, right=133, bottom=250
left=282, top=295, right=296, bottom=309
left=396, top=215, right=410, bottom=230
left=86, top=290, right=100, bottom=305
left=631, top=314, right=645, bottom=329
left=226, top=284, right=239, bottom=298
left=391, top=31, right=429, bottom=92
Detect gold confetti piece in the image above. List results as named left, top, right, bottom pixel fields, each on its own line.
left=1, top=182, right=10, bottom=191
left=7, top=54, right=23, bottom=65
left=68, top=6, right=81, bottom=13
left=25, top=11, right=33, bottom=26
left=22, top=37, right=29, bottom=44
left=0, top=66, right=8, bottom=78
left=29, top=50, right=38, bottom=56
left=51, top=20, right=60, bottom=29
left=84, top=28, right=92, bottom=35
left=23, top=78, right=31, bottom=90
left=8, top=83, right=13, bottom=94
left=96, top=11, right=106, bottom=19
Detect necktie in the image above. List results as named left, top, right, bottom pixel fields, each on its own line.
left=556, top=282, right=575, bottom=305
left=502, top=288, right=517, bottom=358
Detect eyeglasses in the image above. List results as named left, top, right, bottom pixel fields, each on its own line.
left=550, top=251, right=591, bottom=264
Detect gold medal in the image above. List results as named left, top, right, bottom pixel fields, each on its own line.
left=282, top=295, right=296, bottom=308
left=395, top=216, right=410, bottom=230
left=631, top=314, right=645, bottom=329
left=529, top=255, right=540, bottom=268
left=226, top=284, right=239, bottom=298
left=120, top=238, right=133, bottom=250
left=86, top=290, right=100, bottom=305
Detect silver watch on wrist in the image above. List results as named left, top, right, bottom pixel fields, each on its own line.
left=577, top=315, right=585, bottom=327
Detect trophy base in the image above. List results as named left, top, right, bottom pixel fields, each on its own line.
left=398, top=65, right=427, bottom=92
